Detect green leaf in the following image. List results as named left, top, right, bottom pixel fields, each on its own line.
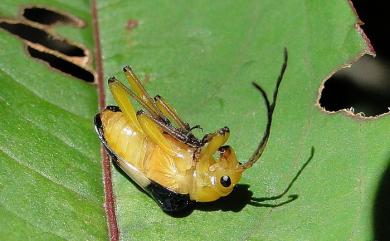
left=0, top=1, right=107, bottom=240
left=1, top=0, right=388, bottom=241
left=97, top=1, right=388, bottom=241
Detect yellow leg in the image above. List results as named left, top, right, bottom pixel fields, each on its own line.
left=137, top=111, right=177, bottom=156
left=109, top=77, right=167, bottom=128
left=123, top=66, right=163, bottom=119
left=154, top=95, right=190, bottom=130
left=195, top=127, right=230, bottom=172
left=108, top=77, right=142, bottom=132
left=113, top=67, right=199, bottom=146
left=199, top=127, right=230, bottom=159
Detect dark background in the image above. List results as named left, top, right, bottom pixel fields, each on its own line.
left=319, top=1, right=390, bottom=117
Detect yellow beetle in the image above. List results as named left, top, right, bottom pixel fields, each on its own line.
left=95, top=49, right=288, bottom=212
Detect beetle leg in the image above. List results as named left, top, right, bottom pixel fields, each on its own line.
left=108, top=77, right=143, bottom=132
left=137, top=110, right=177, bottom=156
left=154, top=95, right=190, bottom=131
left=110, top=68, right=201, bottom=147
left=198, top=127, right=230, bottom=160
left=193, top=127, right=230, bottom=172
left=123, top=66, right=164, bottom=120
left=109, top=76, right=168, bottom=125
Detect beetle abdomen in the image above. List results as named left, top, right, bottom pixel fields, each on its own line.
left=101, top=109, right=151, bottom=171
left=100, top=107, right=193, bottom=194
left=95, top=107, right=193, bottom=212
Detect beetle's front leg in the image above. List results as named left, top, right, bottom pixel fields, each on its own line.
left=202, top=127, right=229, bottom=144
left=193, top=127, right=230, bottom=172
left=195, top=127, right=230, bottom=159
left=154, top=95, right=190, bottom=131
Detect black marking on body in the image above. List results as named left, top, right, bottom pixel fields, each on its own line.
left=106, top=105, right=121, bottom=112
left=94, top=108, right=192, bottom=212
left=145, top=181, right=192, bottom=212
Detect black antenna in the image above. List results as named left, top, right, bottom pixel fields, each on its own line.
left=241, top=48, right=288, bottom=170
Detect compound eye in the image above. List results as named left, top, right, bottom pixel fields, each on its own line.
left=220, top=175, right=231, bottom=187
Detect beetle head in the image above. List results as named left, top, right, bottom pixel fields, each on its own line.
left=210, top=145, right=244, bottom=195
left=191, top=144, right=243, bottom=202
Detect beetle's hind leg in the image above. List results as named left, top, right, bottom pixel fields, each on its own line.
left=108, top=77, right=143, bottom=132
left=123, top=66, right=165, bottom=120
left=120, top=67, right=202, bottom=146
left=154, top=95, right=190, bottom=131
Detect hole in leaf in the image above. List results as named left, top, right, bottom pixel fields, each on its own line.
left=319, top=1, right=390, bottom=117
left=27, top=46, right=94, bottom=82
left=319, top=56, right=390, bottom=117
left=0, top=20, right=85, bottom=57
left=22, top=6, right=85, bottom=27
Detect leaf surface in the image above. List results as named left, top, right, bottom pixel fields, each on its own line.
left=97, top=1, right=388, bottom=241
left=1, top=1, right=388, bottom=241
left=0, top=1, right=107, bottom=240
